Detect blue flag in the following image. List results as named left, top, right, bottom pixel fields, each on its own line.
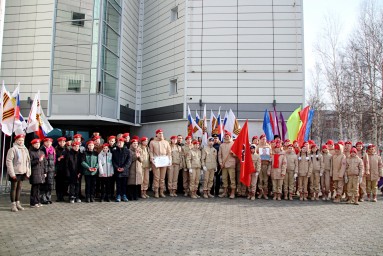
left=262, top=109, right=274, bottom=141
left=304, top=109, right=315, bottom=141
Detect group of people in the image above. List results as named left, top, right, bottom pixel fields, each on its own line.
left=5, top=128, right=383, bottom=212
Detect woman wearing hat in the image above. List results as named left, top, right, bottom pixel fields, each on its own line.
left=55, top=137, right=67, bottom=202
left=65, top=141, right=83, bottom=203
left=321, top=145, right=332, bottom=201
left=29, top=139, right=47, bottom=208
left=128, top=139, right=143, bottom=200
left=140, top=137, right=150, bottom=199
left=40, top=138, right=56, bottom=204
left=98, top=143, right=114, bottom=202
left=6, top=134, right=31, bottom=212
left=81, top=140, right=99, bottom=203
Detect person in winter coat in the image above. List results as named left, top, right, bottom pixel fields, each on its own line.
left=112, top=138, right=132, bottom=202
left=168, top=136, right=182, bottom=197
left=29, top=139, right=47, bottom=208
left=98, top=143, right=114, bottom=202
left=140, top=137, right=150, bottom=198
left=55, top=137, right=67, bottom=202
left=366, top=144, right=383, bottom=202
left=6, top=134, right=31, bottom=212
left=81, top=141, right=99, bottom=203
left=128, top=139, right=143, bottom=200
left=40, top=138, right=56, bottom=204
left=65, top=141, right=83, bottom=203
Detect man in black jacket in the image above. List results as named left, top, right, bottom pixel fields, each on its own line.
left=211, top=134, right=221, bottom=196
left=55, top=137, right=67, bottom=202
left=112, top=138, right=132, bottom=202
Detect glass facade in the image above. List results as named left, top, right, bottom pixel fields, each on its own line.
left=101, top=0, right=121, bottom=98
left=51, top=0, right=121, bottom=117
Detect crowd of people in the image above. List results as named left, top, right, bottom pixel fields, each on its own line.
left=5, top=128, right=383, bottom=212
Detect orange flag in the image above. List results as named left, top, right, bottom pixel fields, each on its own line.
left=231, top=120, right=254, bottom=186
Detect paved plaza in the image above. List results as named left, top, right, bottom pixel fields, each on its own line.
left=0, top=188, right=383, bottom=256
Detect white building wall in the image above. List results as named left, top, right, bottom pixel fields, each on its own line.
left=1, top=0, right=54, bottom=101
left=119, top=0, right=139, bottom=109
left=187, top=0, right=304, bottom=119
left=141, top=0, right=185, bottom=111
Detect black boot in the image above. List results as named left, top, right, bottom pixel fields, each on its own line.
left=106, top=195, right=111, bottom=202
left=86, top=195, right=90, bottom=203
left=90, top=195, right=94, bottom=203
left=100, top=194, right=105, bottom=202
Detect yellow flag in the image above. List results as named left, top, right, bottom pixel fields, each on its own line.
left=286, top=106, right=302, bottom=141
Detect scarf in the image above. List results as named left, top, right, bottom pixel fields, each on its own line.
left=45, top=146, right=56, bottom=164
left=273, top=154, right=280, bottom=168
left=14, top=143, right=27, bottom=164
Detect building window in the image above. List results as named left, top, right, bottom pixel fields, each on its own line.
left=169, top=79, right=177, bottom=95
left=72, top=12, right=85, bottom=27
left=170, top=6, right=178, bottom=22
left=68, top=79, right=81, bottom=92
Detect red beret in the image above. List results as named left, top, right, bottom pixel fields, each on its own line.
left=286, top=144, right=293, bottom=148
left=170, top=136, right=177, bottom=140
left=308, top=140, right=315, bottom=144
left=122, top=133, right=130, bottom=138
left=118, top=138, right=125, bottom=142
left=260, top=134, right=266, bottom=139
left=334, top=144, right=340, bottom=150
left=14, top=134, right=25, bottom=140
left=322, top=145, right=328, bottom=150
left=293, top=140, right=298, bottom=144
left=73, top=134, right=82, bottom=139
left=140, top=137, right=148, bottom=142
left=356, top=141, right=363, bottom=146
left=72, top=141, right=81, bottom=146
left=326, top=140, right=334, bottom=145
left=350, top=148, right=357, bottom=154
left=57, top=137, right=66, bottom=142
left=155, top=129, right=163, bottom=134
left=192, top=140, right=200, bottom=145
left=43, top=138, right=53, bottom=142
left=338, top=140, right=344, bottom=146
left=130, top=139, right=138, bottom=143
left=93, top=135, right=101, bottom=140
left=284, top=139, right=291, bottom=143
left=86, top=140, right=94, bottom=145
left=31, top=139, right=40, bottom=144
left=102, top=143, right=110, bottom=148
left=108, top=136, right=116, bottom=140
left=367, top=144, right=375, bottom=150
left=185, top=136, right=192, bottom=140
left=252, top=136, right=258, bottom=140
left=345, top=141, right=352, bottom=145
left=311, top=144, right=317, bottom=149
left=224, top=130, right=231, bottom=137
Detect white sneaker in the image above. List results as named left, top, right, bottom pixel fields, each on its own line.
left=76, top=198, right=81, bottom=203
left=30, top=205, right=39, bottom=208
left=70, top=199, right=75, bottom=204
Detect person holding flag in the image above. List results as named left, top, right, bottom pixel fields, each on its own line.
left=267, top=142, right=287, bottom=201
left=218, top=131, right=237, bottom=199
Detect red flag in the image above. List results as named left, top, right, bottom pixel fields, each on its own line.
left=269, top=111, right=274, bottom=134
left=231, top=120, right=254, bottom=186
left=297, top=106, right=310, bottom=146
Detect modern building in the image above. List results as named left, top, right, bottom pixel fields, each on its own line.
left=0, top=0, right=304, bottom=138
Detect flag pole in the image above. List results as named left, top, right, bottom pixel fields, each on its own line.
left=0, top=132, right=6, bottom=193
